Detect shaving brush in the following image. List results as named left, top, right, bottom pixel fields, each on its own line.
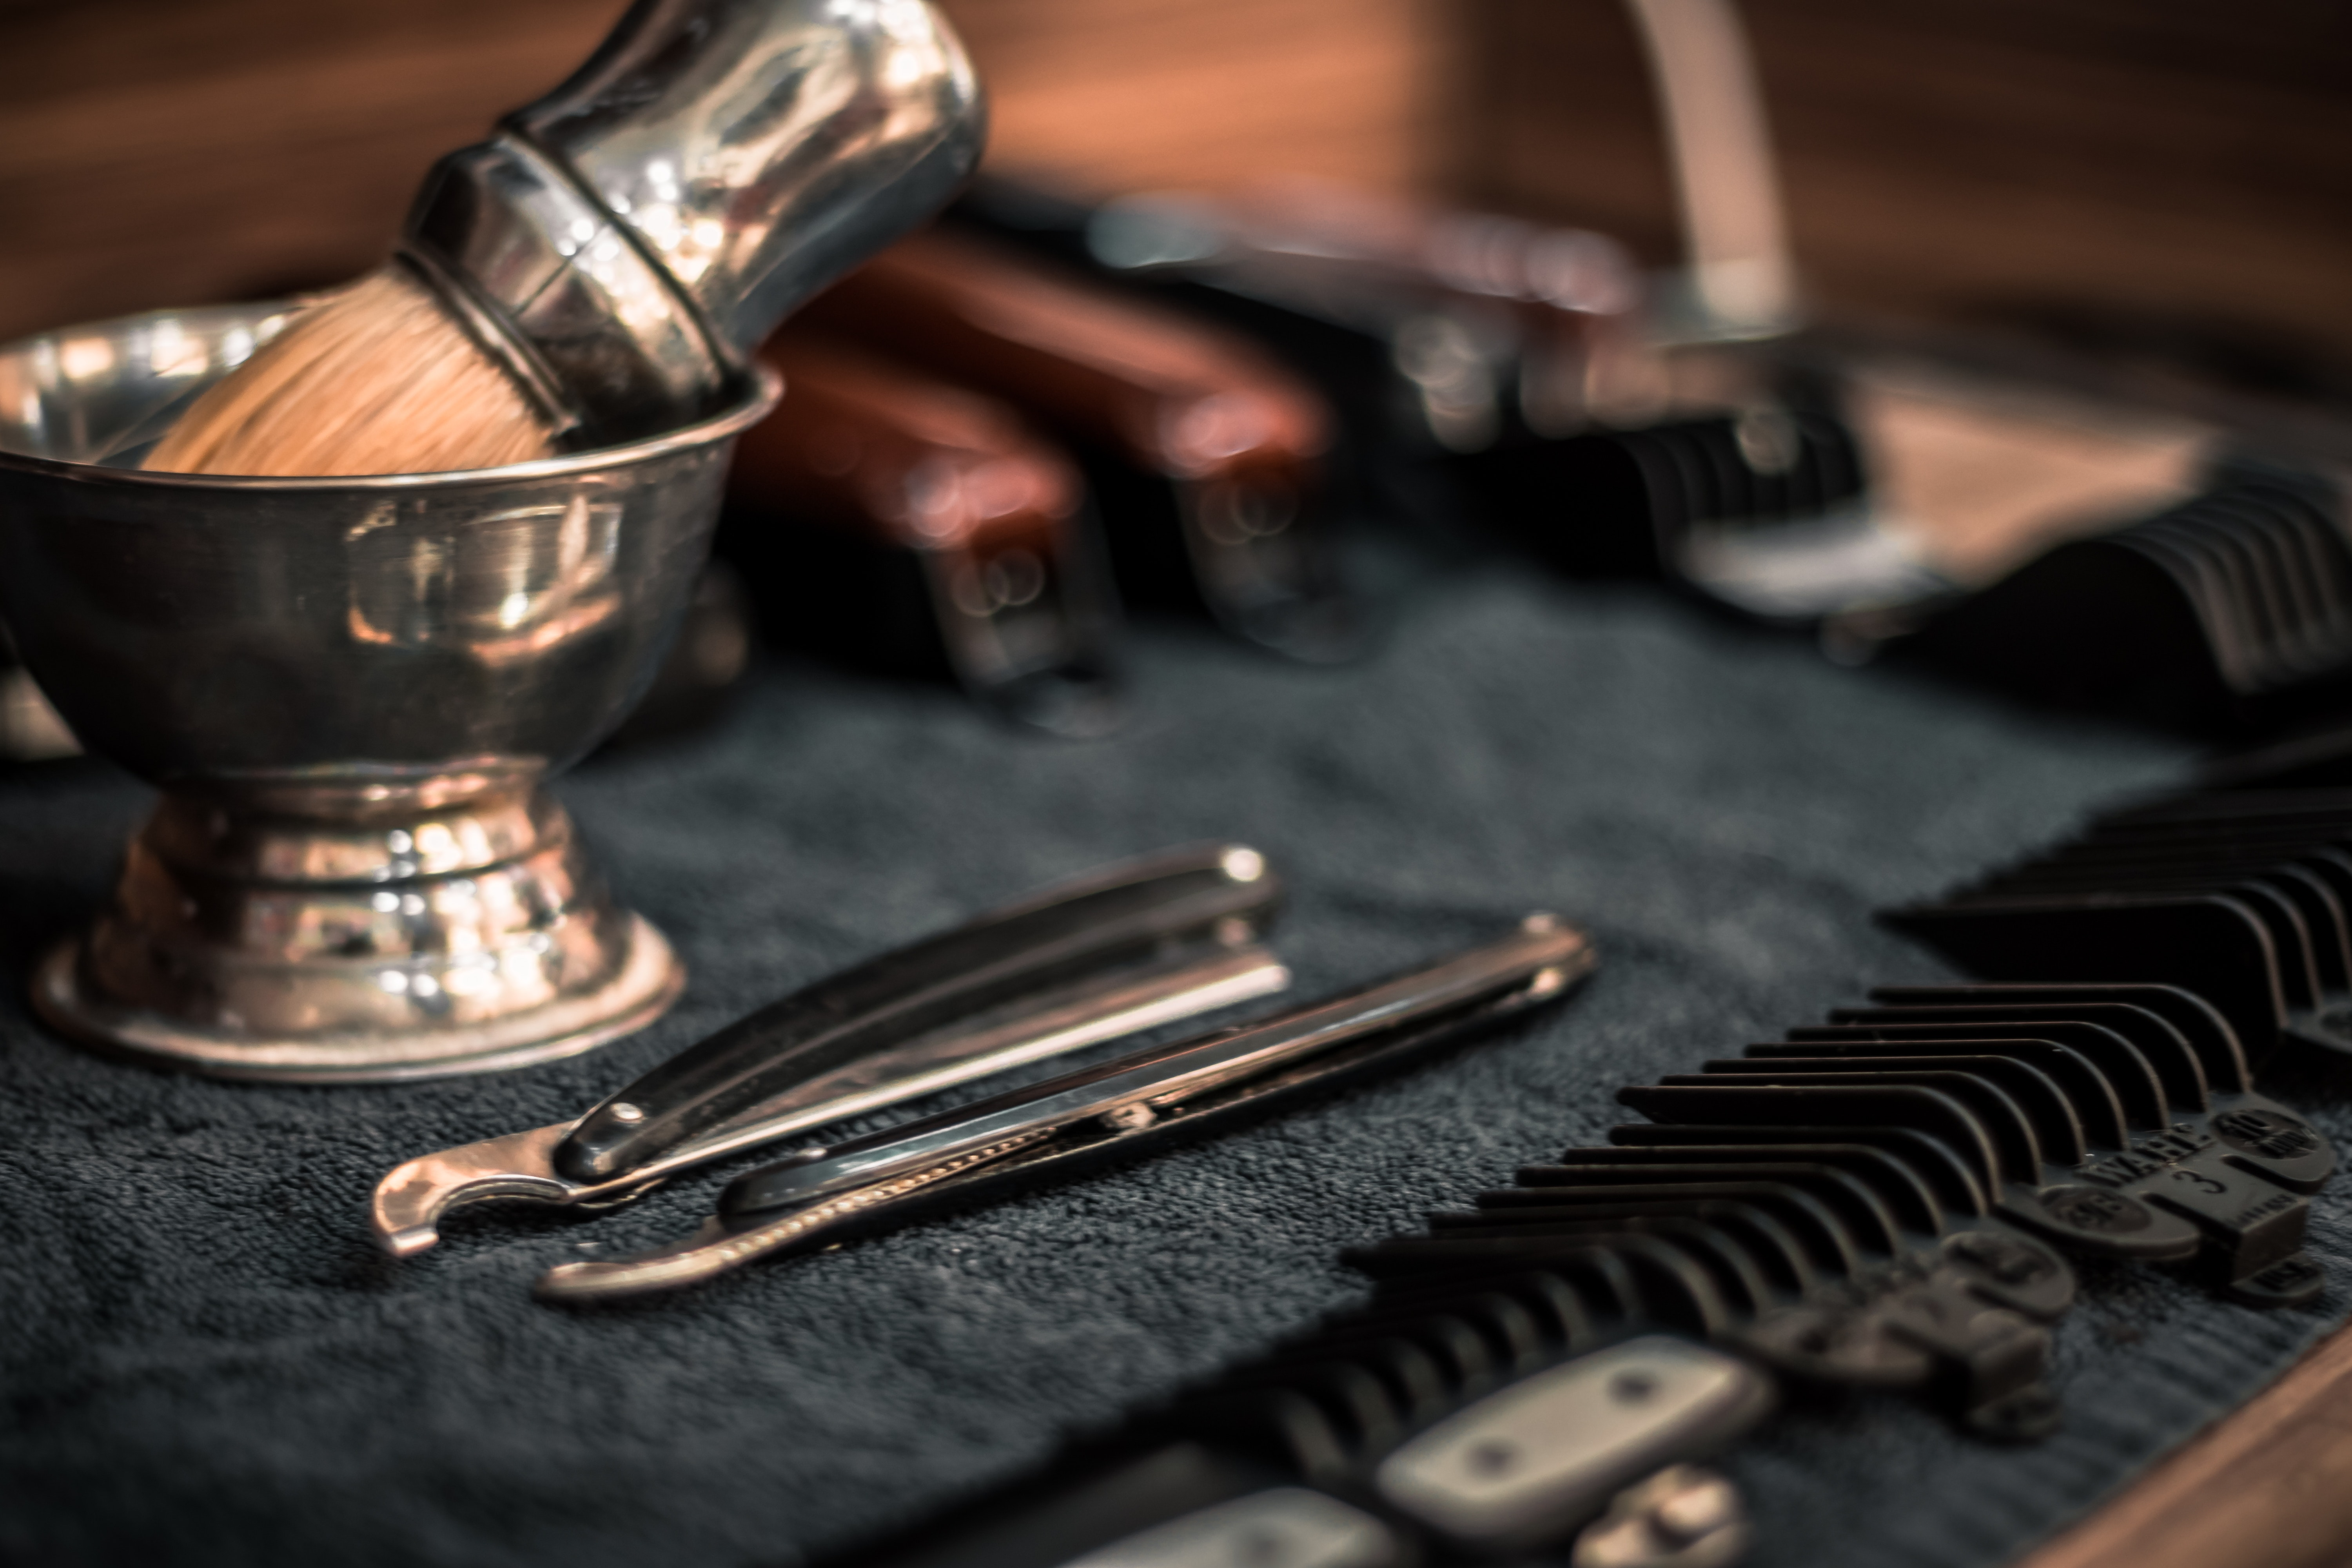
left=145, top=0, right=985, bottom=477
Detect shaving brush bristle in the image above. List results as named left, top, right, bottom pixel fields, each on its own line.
left=142, top=268, right=557, bottom=477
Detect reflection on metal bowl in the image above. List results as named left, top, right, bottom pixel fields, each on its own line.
left=0, top=301, right=781, bottom=1080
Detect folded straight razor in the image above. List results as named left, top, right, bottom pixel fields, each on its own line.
left=535, top=914, right=1596, bottom=1302
left=372, top=844, right=1290, bottom=1256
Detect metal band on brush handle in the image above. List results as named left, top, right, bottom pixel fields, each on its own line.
left=402, top=0, right=986, bottom=445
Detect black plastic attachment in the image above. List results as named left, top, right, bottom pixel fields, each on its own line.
left=1882, top=787, right=2352, bottom=1072
left=1893, top=460, right=2352, bottom=735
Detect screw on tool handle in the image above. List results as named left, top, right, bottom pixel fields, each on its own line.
left=402, top=0, right=986, bottom=446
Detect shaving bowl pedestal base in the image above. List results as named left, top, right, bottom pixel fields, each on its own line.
left=31, top=785, right=683, bottom=1082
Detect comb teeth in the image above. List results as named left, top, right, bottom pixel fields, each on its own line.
left=1455, top=394, right=1901, bottom=620
left=1893, top=462, right=2352, bottom=733
left=1347, top=933, right=2342, bottom=1445
left=1883, top=782, right=2352, bottom=1074
left=817, top=994, right=2333, bottom=1568
left=829, top=780, right=2351, bottom=1567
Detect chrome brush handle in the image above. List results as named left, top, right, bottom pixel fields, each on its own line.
left=403, top=0, right=986, bottom=446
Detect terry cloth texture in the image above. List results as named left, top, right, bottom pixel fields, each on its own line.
left=4, top=570, right=2348, bottom=1568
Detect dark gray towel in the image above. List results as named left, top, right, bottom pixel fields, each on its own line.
left=3, top=572, right=2342, bottom=1568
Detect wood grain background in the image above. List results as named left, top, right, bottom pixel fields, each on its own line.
left=1456, top=0, right=2352, bottom=366
left=4, top=0, right=2348, bottom=362
left=0, top=0, right=1441, bottom=343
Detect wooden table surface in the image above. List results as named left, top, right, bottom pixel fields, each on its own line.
left=2019, top=1319, right=2352, bottom=1568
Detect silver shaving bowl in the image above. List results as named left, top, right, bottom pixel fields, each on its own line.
left=0, top=302, right=781, bottom=1081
